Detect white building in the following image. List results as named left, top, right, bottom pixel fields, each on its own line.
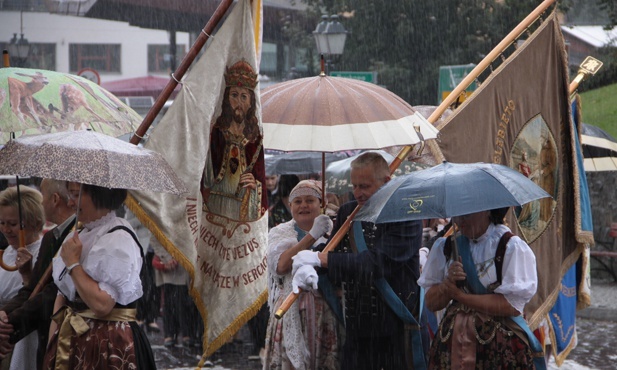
left=1, top=11, right=190, bottom=84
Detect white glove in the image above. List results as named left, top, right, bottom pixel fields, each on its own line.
left=292, top=264, right=319, bottom=293
left=308, top=215, right=333, bottom=240
left=292, top=250, right=322, bottom=276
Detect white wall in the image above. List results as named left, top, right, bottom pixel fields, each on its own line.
left=0, top=11, right=190, bottom=83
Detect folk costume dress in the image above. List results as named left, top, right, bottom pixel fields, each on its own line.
left=0, top=239, right=41, bottom=370
left=418, top=223, right=538, bottom=369
left=43, top=212, right=155, bottom=370
left=264, top=219, right=340, bottom=370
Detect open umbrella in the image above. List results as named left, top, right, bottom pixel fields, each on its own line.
left=581, top=123, right=617, bottom=172
left=266, top=151, right=351, bottom=176
left=0, top=130, right=187, bottom=195
left=325, top=150, right=430, bottom=195
left=261, top=74, right=438, bottom=152
left=355, top=161, right=551, bottom=224
left=0, top=67, right=142, bottom=143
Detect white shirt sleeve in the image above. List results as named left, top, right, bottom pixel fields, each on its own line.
left=494, top=235, right=537, bottom=314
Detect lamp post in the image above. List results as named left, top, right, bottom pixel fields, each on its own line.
left=7, top=10, right=31, bottom=67
left=313, top=14, right=347, bottom=74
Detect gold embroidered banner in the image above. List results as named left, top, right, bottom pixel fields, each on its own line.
left=126, top=0, right=267, bottom=360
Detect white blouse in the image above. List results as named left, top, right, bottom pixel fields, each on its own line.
left=53, top=212, right=143, bottom=305
left=418, top=223, right=537, bottom=314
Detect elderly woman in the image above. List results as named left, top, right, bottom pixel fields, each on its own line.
left=0, top=185, right=45, bottom=370
left=42, top=182, right=155, bottom=370
left=418, top=207, right=543, bottom=369
left=263, top=180, right=340, bottom=370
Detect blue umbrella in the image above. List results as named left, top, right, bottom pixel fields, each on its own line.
left=355, top=161, right=551, bottom=223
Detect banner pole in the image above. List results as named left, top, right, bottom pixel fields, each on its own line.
left=129, top=0, right=235, bottom=145
left=275, top=0, right=557, bottom=319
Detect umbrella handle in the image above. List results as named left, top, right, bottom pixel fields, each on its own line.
left=0, top=229, right=26, bottom=271
left=275, top=206, right=361, bottom=319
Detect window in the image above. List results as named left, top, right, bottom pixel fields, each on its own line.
left=148, top=44, right=186, bottom=73
left=26, top=43, right=57, bottom=70
left=69, top=44, right=121, bottom=73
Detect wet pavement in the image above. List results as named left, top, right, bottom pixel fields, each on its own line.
left=152, top=281, right=617, bottom=369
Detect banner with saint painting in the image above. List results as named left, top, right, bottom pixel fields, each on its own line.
left=434, top=12, right=593, bottom=330
left=126, top=0, right=268, bottom=360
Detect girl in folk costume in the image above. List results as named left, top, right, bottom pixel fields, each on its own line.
left=264, top=180, right=341, bottom=370
left=418, top=207, right=545, bottom=369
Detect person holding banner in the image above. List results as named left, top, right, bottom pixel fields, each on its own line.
left=42, top=183, right=155, bottom=370
left=418, top=207, right=544, bottom=369
left=264, top=180, right=340, bottom=370
left=292, top=152, right=425, bottom=370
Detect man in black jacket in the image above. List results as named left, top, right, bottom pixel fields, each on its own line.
left=293, top=152, right=424, bottom=370
left=0, top=179, right=75, bottom=369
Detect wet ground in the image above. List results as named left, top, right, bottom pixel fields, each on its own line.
left=150, top=316, right=616, bottom=370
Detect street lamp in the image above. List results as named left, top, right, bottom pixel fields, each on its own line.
left=313, top=14, right=347, bottom=73
left=8, top=33, right=30, bottom=67
left=7, top=10, right=31, bottom=67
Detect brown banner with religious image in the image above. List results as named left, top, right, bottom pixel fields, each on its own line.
left=434, top=13, right=591, bottom=328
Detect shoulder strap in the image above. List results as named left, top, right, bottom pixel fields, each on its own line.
left=107, top=225, right=144, bottom=260
left=495, top=232, right=513, bottom=286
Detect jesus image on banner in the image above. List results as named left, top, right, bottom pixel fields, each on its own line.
left=201, top=60, right=266, bottom=222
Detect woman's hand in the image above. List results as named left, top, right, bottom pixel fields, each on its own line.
left=16, top=248, right=34, bottom=279
left=60, top=231, right=83, bottom=267
left=447, top=259, right=466, bottom=285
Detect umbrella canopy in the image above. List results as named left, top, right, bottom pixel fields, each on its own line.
left=101, top=75, right=181, bottom=100
left=325, top=150, right=430, bottom=195
left=0, top=131, right=187, bottom=195
left=581, top=123, right=617, bottom=172
left=355, top=161, right=551, bottom=224
left=266, top=151, right=351, bottom=176
left=0, top=67, right=142, bottom=143
left=261, top=75, right=439, bottom=152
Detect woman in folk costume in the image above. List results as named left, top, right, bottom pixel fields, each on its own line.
left=43, top=182, right=155, bottom=369
left=264, top=180, right=340, bottom=370
left=0, top=186, right=44, bottom=370
left=418, top=207, right=544, bottom=369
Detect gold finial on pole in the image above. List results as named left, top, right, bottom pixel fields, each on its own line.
left=569, top=56, right=603, bottom=95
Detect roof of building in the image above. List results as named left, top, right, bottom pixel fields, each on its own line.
left=561, top=25, right=617, bottom=48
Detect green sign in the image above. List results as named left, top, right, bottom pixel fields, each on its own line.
left=330, top=71, right=377, bottom=84
left=438, top=64, right=477, bottom=104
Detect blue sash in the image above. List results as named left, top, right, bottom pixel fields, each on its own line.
left=353, top=221, right=426, bottom=370
left=294, top=224, right=344, bottom=323
left=456, top=235, right=547, bottom=370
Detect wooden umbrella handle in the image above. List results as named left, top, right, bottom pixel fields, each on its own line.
left=0, top=229, right=26, bottom=271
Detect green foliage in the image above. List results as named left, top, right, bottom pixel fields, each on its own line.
left=310, top=0, right=543, bottom=104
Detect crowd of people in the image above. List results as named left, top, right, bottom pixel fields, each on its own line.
left=0, top=149, right=545, bottom=370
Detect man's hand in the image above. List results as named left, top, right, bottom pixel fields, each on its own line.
left=0, top=310, right=14, bottom=357
left=240, top=173, right=256, bottom=190
left=292, top=250, right=321, bottom=276
left=309, top=215, right=332, bottom=240
left=292, top=265, right=319, bottom=294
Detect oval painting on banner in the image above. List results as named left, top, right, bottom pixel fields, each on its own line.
left=509, top=114, right=559, bottom=243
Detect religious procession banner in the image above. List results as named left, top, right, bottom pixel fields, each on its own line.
left=434, top=12, right=593, bottom=330
left=126, top=0, right=268, bottom=360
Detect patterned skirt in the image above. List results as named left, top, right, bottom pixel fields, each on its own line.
left=43, top=318, right=155, bottom=370
left=428, top=303, right=535, bottom=370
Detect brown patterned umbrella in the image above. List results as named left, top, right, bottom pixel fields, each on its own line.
left=261, top=75, right=439, bottom=152
left=0, top=130, right=187, bottom=195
